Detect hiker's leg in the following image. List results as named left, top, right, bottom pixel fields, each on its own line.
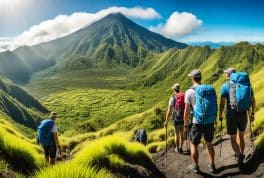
left=43, top=146, right=49, bottom=162
left=174, top=125, right=180, bottom=148
left=190, top=124, right=202, bottom=166
left=206, top=142, right=215, bottom=164
left=230, top=134, right=240, bottom=154
left=50, top=158, right=55, bottom=165
left=204, top=123, right=215, bottom=164
left=49, top=145, right=57, bottom=165
left=238, top=132, right=245, bottom=154
left=237, top=112, right=247, bottom=154
left=190, top=143, right=199, bottom=165
left=226, top=111, right=240, bottom=155
left=180, top=125, right=184, bottom=149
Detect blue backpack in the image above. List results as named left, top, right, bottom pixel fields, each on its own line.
left=193, top=85, right=217, bottom=124
left=135, top=129, right=147, bottom=145
left=37, top=119, right=55, bottom=146
left=229, top=72, right=252, bottom=111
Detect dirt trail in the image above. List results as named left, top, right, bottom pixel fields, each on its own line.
left=153, top=135, right=264, bottom=178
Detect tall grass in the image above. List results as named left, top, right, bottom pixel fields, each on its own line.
left=74, top=135, right=152, bottom=169
left=34, top=135, right=158, bottom=178
left=255, top=132, right=264, bottom=149
left=35, top=163, right=113, bottom=178
left=0, top=117, right=44, bottom=173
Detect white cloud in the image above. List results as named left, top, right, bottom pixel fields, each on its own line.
left=1, top=6, right=161, bottom=51
left=149, top=12, right=202, bottom=38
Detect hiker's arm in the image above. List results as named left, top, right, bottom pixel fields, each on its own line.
left=251, top=96, right=256, bottom=121
left=165, top=106, right=172, bottom=125
left=219, top=96, right=225, bottom=121
left=53, top=132, right=60, bottom=147
left=184, top=103, right=190, bottom=126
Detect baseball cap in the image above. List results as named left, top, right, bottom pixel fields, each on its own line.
left=188, top=69, right=202, bottom=78
left=172, top=83, right=180, bottom=90
left=224, top=67, right=236, bottom=74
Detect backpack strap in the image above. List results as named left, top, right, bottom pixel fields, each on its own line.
left=172, top=94, right=177, bottom=112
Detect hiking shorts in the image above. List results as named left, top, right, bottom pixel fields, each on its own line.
left=173, top=120, right=184, bottom=133
left=43, top=145, right=57, bottom=159
left=190, top=123, right=215, bottom=145
left=226, top=110, right=247, bottom=135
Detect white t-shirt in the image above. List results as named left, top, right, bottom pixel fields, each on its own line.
left=168, top=96, right=174, bottom=108
left=51, top=124, right=58, bottom=133
left=184, top=85, right=198, bottom=124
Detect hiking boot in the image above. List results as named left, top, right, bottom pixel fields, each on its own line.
left=238, top=154, right=245, bottom=170
left=179, top=147, right=183, bottom=154
left=174, top=147, right=180, bottom=153
left=234, top=153, right=240, bottom=161
left=188, top=164, right=200, bottom=173
left=208, top=163, right=217, bottom=173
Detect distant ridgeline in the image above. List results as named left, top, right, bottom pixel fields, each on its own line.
left=0, top=13, right=187, bottom=83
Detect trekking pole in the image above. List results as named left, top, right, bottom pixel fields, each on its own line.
left=248, top=112, right=255, bottom=150
left=219, top=120, right=223, bottom=158
left=186, top=130, right=190, bottom=154
left=165, top=124, right=168, bottom=154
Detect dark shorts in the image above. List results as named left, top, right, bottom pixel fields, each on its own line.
left=173, top=119, right=184, bottom=126
left=172, top=120, right=183, bottom=134
left=43, top=145, right=57, bottom=159
left=190, top=123, right=215, bottom=145
left=226, top=110, right=247, bottom=135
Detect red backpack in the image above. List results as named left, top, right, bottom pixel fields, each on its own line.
left=173, top=92, right=185, bottom=120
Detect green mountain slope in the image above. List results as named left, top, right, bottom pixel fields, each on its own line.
left=0, top=51, right=31, bottom=83
left=0, top=13, right=187, bottom=83
left=25, top=43, right=264, bottom=135
left=56, top=13, right=187, bottom=68
left=0, top=77, right=48, bottom=129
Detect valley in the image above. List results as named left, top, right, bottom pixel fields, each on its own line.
left=0, top=12, right=263, bottom=177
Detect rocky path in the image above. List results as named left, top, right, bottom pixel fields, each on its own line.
left=153, top=135, right=264, bottom=178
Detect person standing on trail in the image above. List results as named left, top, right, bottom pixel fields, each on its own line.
left=37, top=111, right=61, bottom=165
left=184, top=69, right=217, bottom=173
left=219, top=68, right=256, bottom=169
left=164, top=83, right=185, bottom=154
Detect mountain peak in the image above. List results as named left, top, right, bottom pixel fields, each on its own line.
left=99, top=12, right=131, bottom=26
left=104, top=12, right=126, bottom=19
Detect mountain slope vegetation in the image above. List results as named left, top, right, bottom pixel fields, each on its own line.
left=0, top=13, right=264, bottom=178
left=0, top=77, right=48, bottom=129
left=56, top=13, right=187, bottom=68
left=0, top=13, right=187, bottom=83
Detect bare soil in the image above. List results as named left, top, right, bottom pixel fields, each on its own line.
left=153, top=135, right=264, bottom=178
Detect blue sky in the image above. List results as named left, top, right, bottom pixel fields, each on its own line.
left=0, top=0, right=263, bottom=51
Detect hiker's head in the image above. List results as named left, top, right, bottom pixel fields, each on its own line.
left=224, top=67, right=236, bottom=80
left=50, top=112, right=57, bottom=120
left=188, top=69, right=202, bottom=84
left=172, top=83, right=180, bottom=93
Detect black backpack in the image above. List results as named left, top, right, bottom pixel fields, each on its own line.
left=135, top=129, right=147, bottom=145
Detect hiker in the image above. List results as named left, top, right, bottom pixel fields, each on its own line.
left=184, top=69, right=217, bottom=173
left=134, top=129, right=147, bottom=145
left=219, top=67, right=256, bottom=169
left=164, top=83, right=185, bottom=154
left=37, top=112, right=61, bottom=165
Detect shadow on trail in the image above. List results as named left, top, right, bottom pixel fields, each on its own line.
left=211, top=147, right=264, bottom=178
left=216, top=163, right=237, bottom=173
left=213, top=138, right=229, bottom=146
left=195, top=165, right=241, bottom=178
left=242, top=147, right=264, bottom=174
